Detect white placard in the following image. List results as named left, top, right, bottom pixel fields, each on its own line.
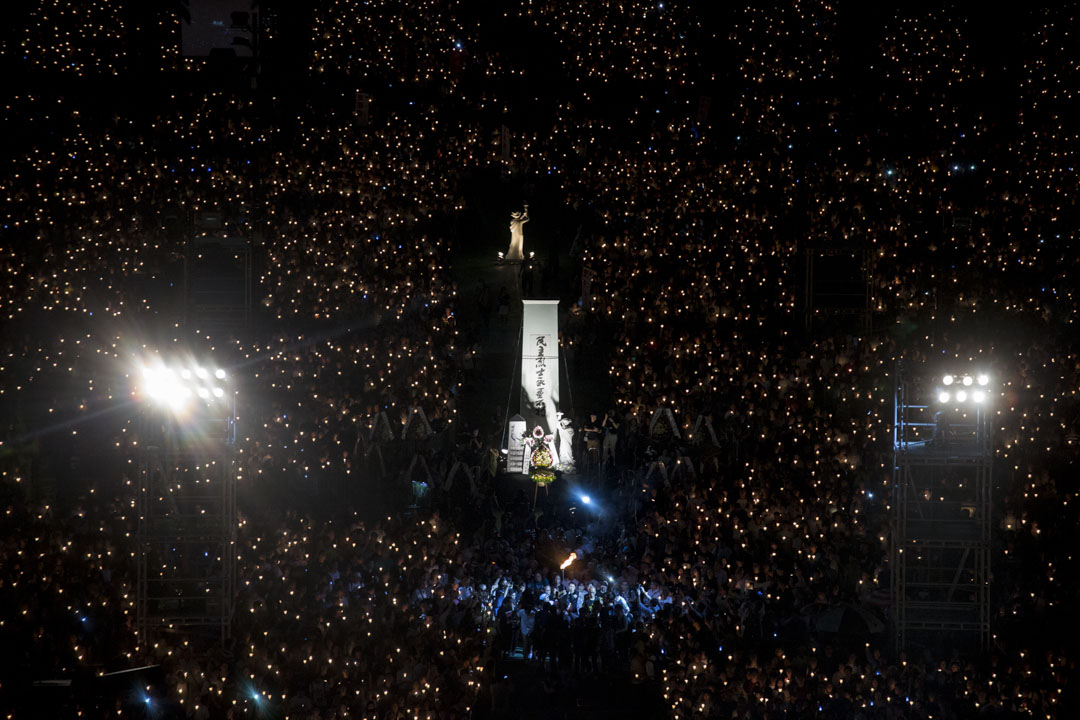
left=506, top=415, right=527, bottom=474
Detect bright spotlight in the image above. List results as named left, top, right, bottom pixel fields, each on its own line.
left=977, top=374, right=989, bottom=386
left=962, top=375, right=973, bottom=386
left=938, top=391, right=950, bottom=403
left=137, top=356, right=230, bottom=413
left=956, top=390, right=968, bottom=402
left=942, top=375, right=954, bottom=386
left=169, top=387, right=192, bottom=411
left=142, top=368, right=163, bottom=399
left=580, top=494, right=592, bottom=505
left=973, top=390, right=986, bottom=403
left=142, top=367, right=187, bottom=410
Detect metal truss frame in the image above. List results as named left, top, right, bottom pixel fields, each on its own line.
left=891, top=365, right=992, bottom=651
left=136, top=397, right=237, bottom=647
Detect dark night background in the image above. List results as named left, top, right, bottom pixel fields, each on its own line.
left=0, top=2, right=1077, bottom=718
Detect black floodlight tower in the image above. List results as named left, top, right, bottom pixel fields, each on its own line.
left=134, top=357, right=238, bottom=647
left=892, top=364, right=993, bottom=652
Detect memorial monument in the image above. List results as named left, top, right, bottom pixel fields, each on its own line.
left=504, top=299, right=574, bottom=472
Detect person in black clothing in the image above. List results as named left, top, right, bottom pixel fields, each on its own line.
left=601, top=409, right=620, bottom=470
left=582, top=413, right=602, bottom=475
left=469, top=427, right=485, bottom=466
left=931, top=409, right=950, bottom=448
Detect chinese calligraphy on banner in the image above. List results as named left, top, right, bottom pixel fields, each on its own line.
left=521, top=300, right=560, bottom=438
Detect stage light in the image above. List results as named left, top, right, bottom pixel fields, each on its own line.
left=973, top=390, right=986, bottom=403
left=142, top=366, right=188, bottom=410
left=136, top=357, right=231, bottom=413
left=942, top=375, right=954, bottom=386
left=938, top=391, right=950, bottom=403
left=580, top=494, right=592, bottom=505
left=977, top=374, right=989, bottom=386
left=141, top=367, right=162, bottom=398
left=956, top=390, right=968, bottom=402
left=962, top=375, right=973, bottom=386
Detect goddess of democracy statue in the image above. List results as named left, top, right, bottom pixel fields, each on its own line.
left=505, top=203, right=529, bottom=261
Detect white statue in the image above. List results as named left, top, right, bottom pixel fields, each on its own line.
left=555, top=411, right=576, bottom=472
left=505, top=204, right=529, bottom=261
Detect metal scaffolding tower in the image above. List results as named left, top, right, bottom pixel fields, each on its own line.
left=136, top=390, right=237, bottom=646
left=891, top=364, right=992, bottom=651
left=183, top=220, right=253, bottom=335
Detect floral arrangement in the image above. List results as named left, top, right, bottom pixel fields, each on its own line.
left=525, top=425, right=556, bottom=486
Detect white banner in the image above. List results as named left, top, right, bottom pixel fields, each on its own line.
left=521, top=300, right=560, bottom=435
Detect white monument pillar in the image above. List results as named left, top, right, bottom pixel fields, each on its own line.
left=521, top=299, right=560, bottom=438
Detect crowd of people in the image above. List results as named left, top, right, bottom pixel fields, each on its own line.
left=1, top=2, right=1079, bottom=718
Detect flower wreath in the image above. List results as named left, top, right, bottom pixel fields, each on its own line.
left=526, top=425, right=557, bottom=486
left=524, top=425, right=554, bottom=448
